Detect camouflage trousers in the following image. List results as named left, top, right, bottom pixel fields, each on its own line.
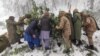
left=86, top=31, right=94, bottom=45
left=62, top=33, right=72, bottom=50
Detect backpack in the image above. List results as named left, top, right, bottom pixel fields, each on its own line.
left=91, top=17, right=100, bottom=30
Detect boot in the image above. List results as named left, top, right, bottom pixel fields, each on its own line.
left=89, top=45, right=94, bottom=49
left=72, top=39, right=76, bottom=45
left=89, top=45, right=98, bottom=52
left=30, top=47, right=34, bottom=50
left=76, top=40, right=82, bottom=46
left=18, top=40, right=23, bottom=44
left=85, top=45, right=95, bottom=50
left=57, top=42, right=61, bottom=47
left=63, top=49, right=70, bottom=53
left=88, top=45, right=97, bottom=51
left=45, top=47, right=51, bottom=50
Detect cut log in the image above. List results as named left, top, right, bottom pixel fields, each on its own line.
left=0, top=33, right=10, bottom=53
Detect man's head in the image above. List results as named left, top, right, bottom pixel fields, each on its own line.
left=81, top=10, right=91, bottom=17
left=25, top=14, right=32, bottom=18
left=19, top=16, right=25, bottom=21
left=73, top=9, right=78, bottom=13
left=9, top=16, right=15, bottom=21
left=58, top=11, right=66, bottom=18
left=45, top=8, right=49, bottom=12
left=43, top=11, right=49, bottom=17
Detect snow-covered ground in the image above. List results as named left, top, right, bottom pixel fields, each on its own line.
left=0, top=0, right=100, bottom=56
left=0, top=30, right=100, bottom=56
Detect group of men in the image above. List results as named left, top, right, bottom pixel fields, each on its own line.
left=2, top=9, right=98, bottom=53
left=56, top=9, right=99, bottom=53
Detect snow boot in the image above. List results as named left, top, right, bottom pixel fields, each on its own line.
left=63, top=49, right=70, bottom=53
left=76, top=40, right=82, bottom=46
left=57, top=42, right=61, bottom=47
left=45, top=47, right=51, bottom=50
left=85, top=45, right=94, bottom=49
left=18, top=40, right=23, bottom=44
left=85, top=45, right=98, bottom=51
left=89, top=45, right=95, bottom=50
left=72, top=39, right=76, bottom=45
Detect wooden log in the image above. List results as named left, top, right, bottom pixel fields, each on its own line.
left=0, top=33, right=10, bottom=53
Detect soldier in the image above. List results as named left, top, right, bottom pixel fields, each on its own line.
left=82, top=13, right=97, bottom=50
left=65, top=11, right=74, bottom=43
left=17, top=16, right=25, bottom=38
left=6, top=16, right=18, bottom=44
left=73, top=9, right=82, bottom=46
left=56, top=11, right=72, bottom=53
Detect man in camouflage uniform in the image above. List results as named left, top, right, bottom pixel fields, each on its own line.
left=56, top=11, right=72, bottom=53
left=82, top=12, right=97, bottom=50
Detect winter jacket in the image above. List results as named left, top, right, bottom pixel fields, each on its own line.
left=73, top=12, right=82, bottom=40
left=57, top=16, right=72, bottom=50
left=25, top=20, right=38, bottom=36
left=6, top=19, right=18, bottom=44
left=40, top=16, right=51, bottom=31
left=57, top=16, right=71, bottom=36
left=66, top=13, right=74, bottom=39
left=83, top=17, right=96, bottom=33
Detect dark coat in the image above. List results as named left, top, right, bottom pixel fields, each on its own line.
left=6, top=19, right=18, bottom=44
left=25, top=20, right=38, bottom=36
left=73, top=12, right=82, bottom=40
left=40, top=16, right=51, bottom=31
left=24, top=20, right=40, bottom=47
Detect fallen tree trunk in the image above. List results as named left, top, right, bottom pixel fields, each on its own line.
left=0, top=33, right=10, bottom=53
